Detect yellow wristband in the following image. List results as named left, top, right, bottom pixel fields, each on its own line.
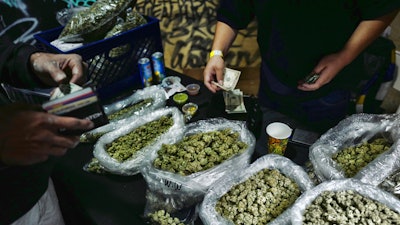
left=209, top=50, right=223, bottom=59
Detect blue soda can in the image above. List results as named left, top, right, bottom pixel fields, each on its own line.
left=138, top=57, right=153, bottom=87
left=151, top=52, right=166, bottom=83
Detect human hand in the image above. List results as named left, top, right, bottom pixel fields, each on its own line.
left=0, top=104, right=94, bottom=166
left=297, top=52, right=347, bottom=91
left=30, top=52, right=88, bottom=86
left=203, top=56, right=225, bottom=93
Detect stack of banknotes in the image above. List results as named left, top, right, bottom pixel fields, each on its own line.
left=212, top=68, right=247, bottom=114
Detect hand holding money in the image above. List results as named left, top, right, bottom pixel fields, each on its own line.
left=212, top=67, right=241, bottom=91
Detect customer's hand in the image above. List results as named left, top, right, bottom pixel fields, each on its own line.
left=203, top=56, right=225, bottom=93
left=30, top=52, right=88, bottom=86
left=297, top=52, right=347, bottom=91
left=0, top=104, right=94, bottom=166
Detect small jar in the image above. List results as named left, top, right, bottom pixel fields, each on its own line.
left=186, top=83, right=200, bottom=96
left=173, top=93, right=188, bottom=105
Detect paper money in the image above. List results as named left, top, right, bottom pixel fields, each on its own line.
left=223, top=89, right=247, bottom=114
left=212, top=67, right=241, bottom=91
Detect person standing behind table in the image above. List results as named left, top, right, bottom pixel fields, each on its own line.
left=204, top=1, right=400, bottom=135
left=0, top=39, right=94, bottom=225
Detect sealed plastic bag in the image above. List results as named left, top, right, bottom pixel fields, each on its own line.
left=289, top=179, right=400, bottom=225
left=93, top=107, right=185, bottom=175
left=80, top=85, right=167, bottom=143
left=103, top=85, right=167, bottom=122
left=309, top=113, right=400, bottom=183
left=58, top=0, right=136, bottom=42
left=140, top=118, right=256, bottom=215
left=200, top=154, right=314, bottom=225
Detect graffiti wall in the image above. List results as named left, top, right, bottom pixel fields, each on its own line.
left=135, top=0, right=260, bottom=72
left=0, top=0, right=260, bottom=72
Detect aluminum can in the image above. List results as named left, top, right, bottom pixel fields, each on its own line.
left=138, top=57, right=153, bottom=87
left=151, top=52, right=166, bottom=83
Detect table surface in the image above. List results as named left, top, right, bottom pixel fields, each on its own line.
left=52, top=68, right=310, bottom=225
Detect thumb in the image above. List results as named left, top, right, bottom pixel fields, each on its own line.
left=49, top=68, right=68, bottom=84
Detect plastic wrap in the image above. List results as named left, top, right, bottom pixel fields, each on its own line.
left=103, top=85, right=167, bottom=122
left=80, top=85, right=167, bottom=143
left=140, top=118, right=256, bottom=214
left=199, top=154, right=314, bottom=225
left=58, top=0, right=135, bottom=42
left=56, top=7, right=88, bottom=26
left=93, top=107, right=185, bottom=175
left=309, top=113, right=400, bottom=184
left=289, top=179, right=400, bottom=225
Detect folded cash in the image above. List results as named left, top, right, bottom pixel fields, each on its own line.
left=212, top=67, right=241, bottom=91
left=223, top=89, right=247, bottom=114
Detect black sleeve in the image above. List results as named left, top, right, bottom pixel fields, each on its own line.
left=0, top=39, right=44, bottom=89
left=217, top=0, right=255, bottom=30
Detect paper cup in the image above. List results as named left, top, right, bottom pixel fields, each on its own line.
left=266, top=122, right=292, bottom=155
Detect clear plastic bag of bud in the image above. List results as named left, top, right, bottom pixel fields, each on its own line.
left=289, top=179, right=400, bottom=225
left=80, top=85, right=167, bottom=144
left=103, top=85, right=167, bottom=122
left=200, top=154, right=314, bottom=225
left=309, top=113, right=400, bottom=184
left=140, top=118, right=256, bottom=217
left=92, top=107, right=185, bottom=175
left=58, top=0, right=137, bottom=42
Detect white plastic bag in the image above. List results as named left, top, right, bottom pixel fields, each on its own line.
left=309, top=113, right=400, bottom=184
left=200, top=154, right=314, bottom=225
left=289, top=179, right=400, bottom=225
left=103, top=85, right=167, bottom=122
left=80, top=85, right=167, bottom=143
left=140, top=118, right=256, bottom=213
left=93, top=107, right=185, bottom=175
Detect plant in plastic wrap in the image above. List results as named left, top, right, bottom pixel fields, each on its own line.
left=140, top=118, right=256, bottom=219
left=289, top=179, right=400, bottom=225
left=309, top=113, right=400, bottom=184
left=199, top=154, right=314, bottom=225
left=58, top=0, right=137, bottom=43
left=92, top=107, right=185, bottom=175
left=80, top=85, right=167, bottom=143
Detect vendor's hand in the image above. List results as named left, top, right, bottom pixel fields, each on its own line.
left=0, top=104, right=94, bottom=166
left=30, top=52, right=88, bottom=86
left=203, top=56, right=225, bottom=93
left=297, top=52, right=347, bottom=91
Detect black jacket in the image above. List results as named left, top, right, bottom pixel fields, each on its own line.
left=0, top=39, right=55, bottom=225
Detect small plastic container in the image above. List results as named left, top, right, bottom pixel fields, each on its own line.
left=186, top=83, right=200, bottom=96
left=173, top=93, right=188, bottom=105
left=182, top=102, right=198, bottom=116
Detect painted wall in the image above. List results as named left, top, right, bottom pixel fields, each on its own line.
left=0, top=0, right=261, bottom=73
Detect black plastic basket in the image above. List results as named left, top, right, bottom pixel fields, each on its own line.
left=34, top=16, right=163, bottom=100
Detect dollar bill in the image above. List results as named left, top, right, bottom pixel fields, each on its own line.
left=212, top=67, right=241, bottom=91
left=223, top=89, right=247, bottom=114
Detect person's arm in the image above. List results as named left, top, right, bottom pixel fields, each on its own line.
left=203, top=21, right=238, bottom=93
left=298, top=9, right=399, bottom=91
left=0, top=40, right=42, bottom=89
left=0, top=39, right=87, bottom=88
left=0, top=104, right=94, bottom=166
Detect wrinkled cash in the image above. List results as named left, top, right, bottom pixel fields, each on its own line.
left=223, top=89, right=247, bottom=114
left=212, top=67, right=241, bottom=91
left=303, top=72, right=320, bottom=84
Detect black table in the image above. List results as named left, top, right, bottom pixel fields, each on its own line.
left=52, top=68, right=310, bottom=225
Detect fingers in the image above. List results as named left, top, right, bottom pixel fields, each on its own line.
left=30, top=52, right=87, bottom=86
left=49, top=114, right=94, bottom=131
left=203, top=57, right=225, bottom=93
